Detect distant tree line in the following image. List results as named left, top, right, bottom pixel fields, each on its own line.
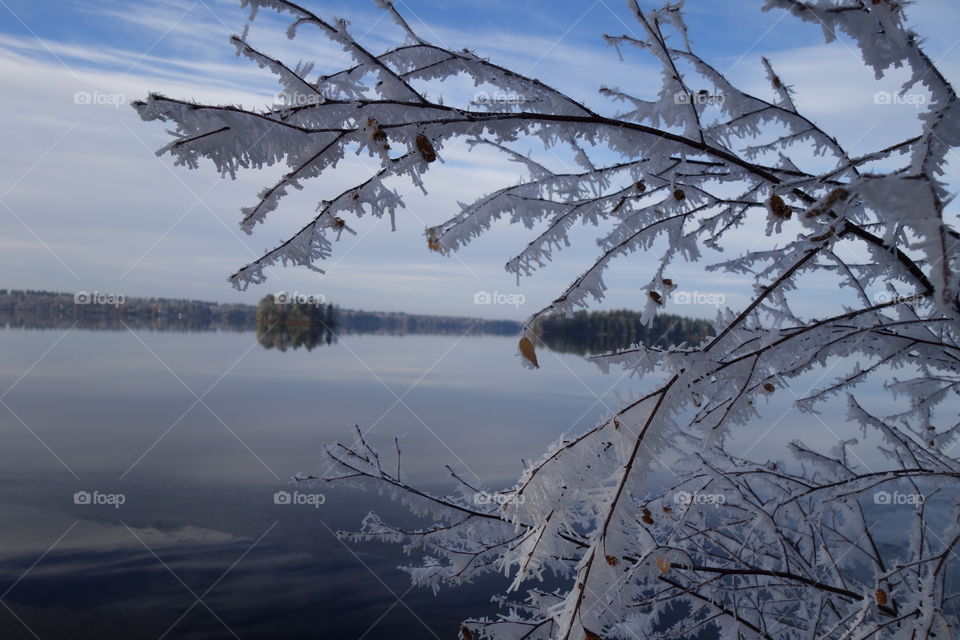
left=533, top=309, right=713, bottom=356
left=339, top=309, right=519, bottom=336
left=1, top=291, right=713, bottom=356
left=0, top=289, right=254, bottom=332
left=254, top=294, right=520, bottom=351
left=255, top=297, right=712, bottom=354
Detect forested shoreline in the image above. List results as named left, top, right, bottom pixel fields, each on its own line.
left=0, top=290, right=714, bottom=354
left=532, top=310, right=714, bottom=355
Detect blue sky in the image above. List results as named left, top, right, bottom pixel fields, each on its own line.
left=0, top=0, right=957, bottom=319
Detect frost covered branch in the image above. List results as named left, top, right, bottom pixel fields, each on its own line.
left=135, top=0, right=959, bottom=638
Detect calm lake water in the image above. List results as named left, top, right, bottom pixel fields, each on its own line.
left=0, top=326, right=919, bottom=638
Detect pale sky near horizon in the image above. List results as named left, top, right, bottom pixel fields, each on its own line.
left=0, top=0, right=957, bottom=319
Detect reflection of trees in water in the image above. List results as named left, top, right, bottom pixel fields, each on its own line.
left=534, top=310, right=713, bottom=356
left=257, top=322, right=337, bottom=352
left=254, top=305, right=712, bottom=355
left=256, top=296, right=337, bottom=352
left=254, top=295, right=521, bottom=351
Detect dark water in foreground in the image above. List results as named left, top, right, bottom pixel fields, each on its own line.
left=0, top=327, right=909, bottom=638
left=0, top=327, right=649, bottom=639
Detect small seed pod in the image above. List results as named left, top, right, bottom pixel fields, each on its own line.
left=768, top=194, right=792, bottom=220
left=807, top=187, right=850, bottom=218
left=642, top=507, right=654, bottom=525
left=605, top=555, right=619, bottom=567
left=876, top=588, right=887, bottom=606
left=333, top=217, right=346, bottom=229
left=460, top=626, right=474, bottom=640
left=372, top=129, right=387, bottom=143
left=662, top=278, right=674, bottom=287
left=416, top=133, right=437, bottom=163
left=427, top=235, right=442, bottom=252
left=649, top=291, right=663, bottom=306
left=673, top=188, right=686, bottom=201
left=763, top=382, right=775, bottom=393
left=828, top=187, right=849, bottom=202
left=635, top=180, right=646, bottom=193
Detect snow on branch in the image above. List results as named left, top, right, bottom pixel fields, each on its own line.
left=135, top=1, right=959, bottom=638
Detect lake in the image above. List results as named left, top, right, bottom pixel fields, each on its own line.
left=0, top=326, right=906, bottom=639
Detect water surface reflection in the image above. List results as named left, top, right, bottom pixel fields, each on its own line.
left=0, top=327, right=895, bottom=638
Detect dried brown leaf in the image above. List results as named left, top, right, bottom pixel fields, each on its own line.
left=657, top=557, right=671, bottom=575
left=519, top=337, right=539, bottom=368
left=416, top=133, right=437, bottom=163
